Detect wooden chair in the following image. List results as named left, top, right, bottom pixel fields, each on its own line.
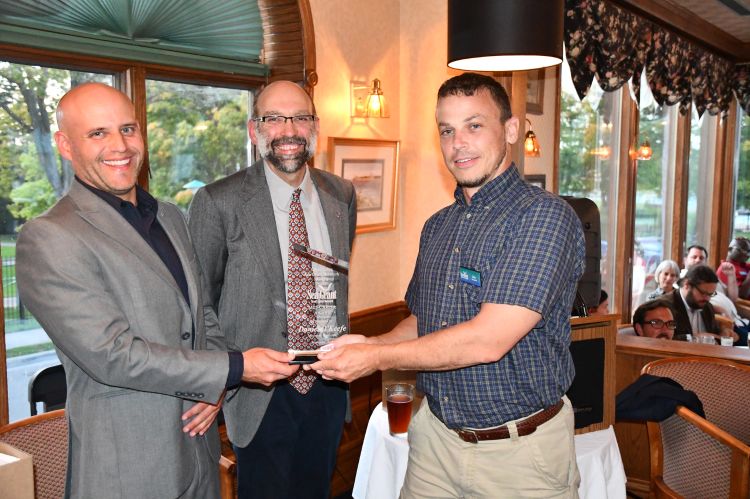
left=219, top=454, right=237, bottom=499
left=642, top=357, right=750, bottom=498
left=0, top=409, right=68, bottom=499
left=734, top=298, right=750, bottom=320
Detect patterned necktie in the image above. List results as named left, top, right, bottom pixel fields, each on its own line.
left=287, top=188, right=318, bottom=394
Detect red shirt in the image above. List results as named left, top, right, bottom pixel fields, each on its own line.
left=718, top=259, right=750, bottom=285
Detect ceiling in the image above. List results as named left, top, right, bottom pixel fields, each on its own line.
left=679, top=0, right=750, bottom=43
left=621, top=0, right=750, bottom=61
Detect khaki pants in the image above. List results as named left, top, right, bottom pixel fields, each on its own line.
left=400, top=397, right=580, bottom=499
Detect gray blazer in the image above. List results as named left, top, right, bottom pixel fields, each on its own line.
left=16, top=181, right=230, bottom=498
left=188, top=161, right=356, bottom=447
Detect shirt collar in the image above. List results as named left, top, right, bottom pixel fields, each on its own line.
left=75, top=176, right=157, bottom=216
left=264, top=162, right=313, bottom=210
left=453, top=162, right=521, bottom=207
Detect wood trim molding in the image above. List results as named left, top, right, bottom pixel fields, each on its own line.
left=350, top=301, right=411, bottom=337
left=711, top=104, right=737, bottom=267
left=297, top=0, right=317, bottom=92
left=616, top=93, right=638, bottom=323
left=552, top=64, right=562, bottom=194
left=0, top=269, right=6, bottom=426
left=671, top=111, right=691, bottom=263
left=259, top=0, right=316, bottom=88
left=612, top=0, right=750, bottom=62
left=511, top=71, right=528, bottom=175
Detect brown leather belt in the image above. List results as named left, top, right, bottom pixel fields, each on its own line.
left=453, top=400, right=564, bottom=443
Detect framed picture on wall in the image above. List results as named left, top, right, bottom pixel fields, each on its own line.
left=328, top=137, right=400, bottom=234
left=526, top=68, right=545, bottom=115
left=524, top=174, right=546, bottom=190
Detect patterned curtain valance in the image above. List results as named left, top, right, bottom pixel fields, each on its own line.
left=565, top=0, right=748, bottom=116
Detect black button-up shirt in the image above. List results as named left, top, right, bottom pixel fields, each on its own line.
left=77, top=178, right=243, bottom=388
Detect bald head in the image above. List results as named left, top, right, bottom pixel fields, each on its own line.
left=57, top=83, right=133, bottom=132
left=55, top=82, right=144, bottom=203
left=253, top=80, right=316, bottom=117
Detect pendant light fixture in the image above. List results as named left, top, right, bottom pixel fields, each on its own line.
left=448, top=0, right=564, bottom=72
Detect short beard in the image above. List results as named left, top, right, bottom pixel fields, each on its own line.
left=455, top=143, right=505, bottom=189
left=256, top=131, right=316, bottom=174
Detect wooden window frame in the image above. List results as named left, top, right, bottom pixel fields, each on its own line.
left=0, top=43, right=268, bottom=425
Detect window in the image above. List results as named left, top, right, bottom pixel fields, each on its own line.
left=0, top=61, right=113, bottom=421
left=0, top=60, right=264, bottom=423
left=732, top=106, right=750, bottom=239
left=558, top=62, right=623, bottom=312
left=145, top=79, right=253, bottom=208
left=632, top=81, right=678, bottom=310
left=685, top=104, right=718, bottom=247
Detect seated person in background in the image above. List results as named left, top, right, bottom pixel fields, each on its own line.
left=661, top=265, right=739, bottom=343
left=587, top=289, right=609, bottom=316
left=632, top=300, right=676, bottom=340
left=680, top=244, right=708, bottom=277
left=718, top=237, right=750, bottom=299
left=712, top=260, right=750, bottom=346
left=646, top=259, right=680, bottom=300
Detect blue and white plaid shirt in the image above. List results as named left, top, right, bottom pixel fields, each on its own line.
left=405, top=165, right=585, bottom=429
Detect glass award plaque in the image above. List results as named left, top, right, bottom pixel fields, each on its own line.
left=289, top=244, right=349, bottom=361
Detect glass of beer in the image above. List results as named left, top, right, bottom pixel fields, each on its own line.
left=386, top=383, right=415, bottom=436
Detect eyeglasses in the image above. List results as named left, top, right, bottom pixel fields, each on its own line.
left=643, top=319, right=677, bottom=330
left=691, top=285, right=717, bottom=298
left=251, top=115, right=317, bottom=127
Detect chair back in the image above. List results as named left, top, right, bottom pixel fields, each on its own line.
left=642, top=357, right=750, bottom=498
left=617, top=323, right=636, bottom=336
left=643, top=356, right=750, bottom=442
left=28, top=364, right=66, bottom=416
left=0, top=410, right=68, bottom=499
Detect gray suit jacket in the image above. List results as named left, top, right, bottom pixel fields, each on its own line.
left=16, top=181, right=230, bottom=498
left=188, top=161, right=356, bottom=447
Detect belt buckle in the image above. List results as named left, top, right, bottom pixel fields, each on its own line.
left=457, top=428, right=479, bottom=443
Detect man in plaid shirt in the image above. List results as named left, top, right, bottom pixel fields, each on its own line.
left=312, top=73, right=585, bottom=498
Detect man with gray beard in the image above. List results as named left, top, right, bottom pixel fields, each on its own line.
left=188, top=80, right=357, bottom=499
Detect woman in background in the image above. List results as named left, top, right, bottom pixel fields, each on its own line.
left=647, top=259, right=680, bottom=300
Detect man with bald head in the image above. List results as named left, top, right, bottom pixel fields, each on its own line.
left=188, top=80, right=356, bottom=498
left=17, top=83, right=298, bottom=498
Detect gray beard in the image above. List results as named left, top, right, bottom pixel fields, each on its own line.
left=257, top=133, right=316, bottom=174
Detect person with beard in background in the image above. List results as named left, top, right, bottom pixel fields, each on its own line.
left=661, top=264, right=737, bottom=343
left=188, top=81, right=356, bottom=499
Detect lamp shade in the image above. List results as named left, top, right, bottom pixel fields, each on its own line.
left=448, top=0, right=564, bottom=72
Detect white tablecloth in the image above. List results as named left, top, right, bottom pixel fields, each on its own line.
left=353, top=405, right=627, bottom=499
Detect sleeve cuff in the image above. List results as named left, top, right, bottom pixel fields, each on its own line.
left=226, top=351, right=244, bottom=388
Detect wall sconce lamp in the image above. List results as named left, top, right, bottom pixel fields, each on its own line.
left=629, top=139, right=653, bottom=160
left=524, top=119, right=540, bottom=157
left=350, top=79, right=388, bottom=118
left=448, top=0, right=564, bottom=71
left=636, top=140, right=653, bottom=160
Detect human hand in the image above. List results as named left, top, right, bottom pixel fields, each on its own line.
left=307, top=343, right=379, bottom=383
left=242, top=348, right=299, bottom=385
left=718, top=262, right=735, bottom=279
left=181, top=391, right=224, bottom=437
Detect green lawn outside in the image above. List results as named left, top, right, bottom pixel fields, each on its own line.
left=7, top=341, right=54, bottom=358
left=5, top=317, right=41, bottom=333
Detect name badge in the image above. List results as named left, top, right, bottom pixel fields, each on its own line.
left=459, top=267, right=481, bottom=287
